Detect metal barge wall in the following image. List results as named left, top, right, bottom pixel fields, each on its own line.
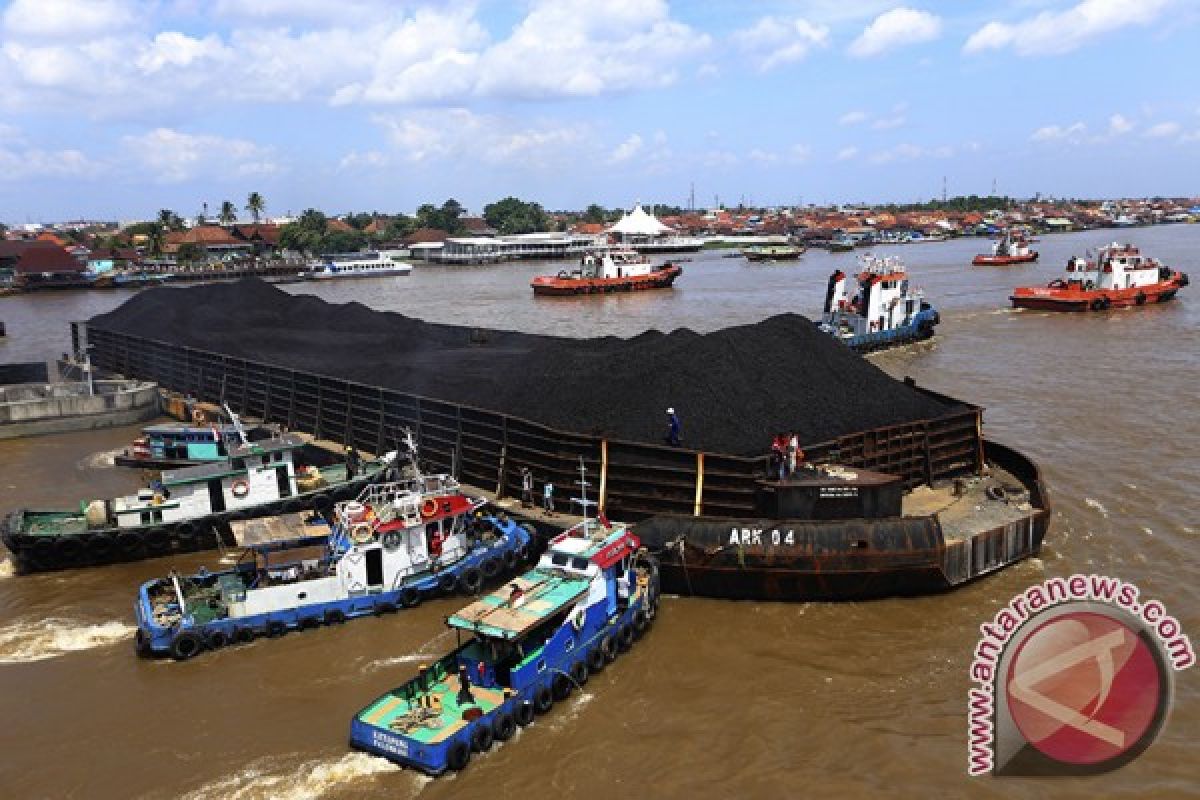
left=81, top=324, right=985, bottom=521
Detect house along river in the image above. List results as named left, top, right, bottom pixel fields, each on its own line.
left=0, top=225, right=1196, bottom=798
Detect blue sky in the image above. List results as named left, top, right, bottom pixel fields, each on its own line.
left=0, top=0, right=1198, bottom=222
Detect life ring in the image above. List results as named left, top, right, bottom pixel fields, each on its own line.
left=420, top=498, right=439, bottom=518
left=381, top=530, right=402, bottom=551
left=231, top=479, right=250, bottom=499
left=191, top=408, right=204, bottom=424
left=350, top=522, right=374, bottom=544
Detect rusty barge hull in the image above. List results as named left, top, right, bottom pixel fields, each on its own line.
left=636, top=441, right=1050, bottom=601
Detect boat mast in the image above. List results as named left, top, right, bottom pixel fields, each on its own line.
left=573, top=456, right=595, bottom=529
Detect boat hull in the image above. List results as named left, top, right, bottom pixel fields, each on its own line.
left=1, top=463, right=393, bottom=574
left=1010, top=275, right=1187, bottom=311
left=531, top=265, right=682, bottom=296
left=635, top=440, right=1049, bottom=601
left=973, top=252, right=1038, bottom=266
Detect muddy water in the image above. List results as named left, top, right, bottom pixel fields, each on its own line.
left=1, top=226, right=1197, bottom=798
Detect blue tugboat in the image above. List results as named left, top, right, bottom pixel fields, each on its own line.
left=348, top=472, right=659, bottom=775
left=135, top=468, right=535, bottom=660
left=115, top=420, right=278, bottom=469
left=818, top=255, right=939, bottom=352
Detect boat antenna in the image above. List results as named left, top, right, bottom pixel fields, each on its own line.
left=573, top=456, right=596, bottom=528
left=223, top=403, right=248, bottom=446
left=401, top=427, right=423, bottom=482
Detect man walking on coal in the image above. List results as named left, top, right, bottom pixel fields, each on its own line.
left=543, top=480, right=555, bottom=515
left=344, top=445, right=361, bottom=478
left=520, top=467, right=534, bottom=508
left=665, top=407, right=682, bottom=447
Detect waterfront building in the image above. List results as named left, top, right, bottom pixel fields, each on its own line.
left=609, top=203, right=703, bottom=253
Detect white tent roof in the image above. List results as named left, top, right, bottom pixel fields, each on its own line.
left=609, top=204, right=672, bottom=236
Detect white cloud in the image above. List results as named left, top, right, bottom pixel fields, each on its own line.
left=868, top=142, right=953, bottom=164
left=872, top=113, right=906, bottom=130
left=0, top=144, right=103, bottom=181
left=839, top=110, right=868, bottom=126
left=836, top=146, right=859, bottom=161
left=789, top=144, right=812, bottom=162
left=136, top=32, right=230, bottom=74
left=2, top=0, right=136, bottom=38
left=1143, top=121, right=1181, bottom=139
left=733, top=16, right=830, bottom=72
left=964, top=0, right=1173, bottom=56
left=609, top=134, right=644, bottom=164
left=338, top=150, right=389, bottom=171
left=1030, top=122, right=1087, bottom=142
left=122, top=128, right=279, bottom=183
left=1108, top=113, right=1134, bottom=135
left=372, top=109, right=589, bottom=169
left=849, top=7, right=943, bottom=58
left=748, top=148, right=779, bottom=164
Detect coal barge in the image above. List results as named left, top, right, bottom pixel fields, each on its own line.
left=69, top=280, right=1052, bottom=601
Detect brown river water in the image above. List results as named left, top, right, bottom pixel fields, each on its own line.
left=0, top=227, right=1197, bottom=798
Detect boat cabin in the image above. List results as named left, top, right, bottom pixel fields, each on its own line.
left=112, top=434, right=307, bottom=529
left=575, top=249, right=655, bottom=280
left=1061, top=243, right=1168, bottom=292
left=133, top=422, right=272, bottom=462
left=822, top=255, right=928, bottom=336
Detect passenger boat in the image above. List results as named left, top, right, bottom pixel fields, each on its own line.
left=2, top=433, right=396, bottom=574
left=743, top=245, right=805, bottom=262
left=973, top=232, right=1038, bottom=266
left=134, top=473, right=535, bottom=660
left=115, top=420, right=278, bottom=469
left=349, top=515, right=658, bottom=774
left=530, top=249, right=681, bottom=296
left=306, top=250, right=413, bottom=280
left=817, top=255, right=939, bottom=352
left=634, top=440, right=1048, bottom=601
left=1010, top=243, right=1189, bottom=311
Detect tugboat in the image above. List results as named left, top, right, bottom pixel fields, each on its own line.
left=134, top=465, right=534, bottom=660
left=115, top=418, right=279, bottom=469
left=972, top=231, right=1038, bottom=266
left=743, top=244, right=805, bottom=262
left=817, top=255, right=940, bottom=352
left=1010, top=242, right=1189, bottom=311
left=531, top=249, right=681, bottom=296
left=349, top=466, right=659, bottom=775
left=2, top=431, right=396, bottom=574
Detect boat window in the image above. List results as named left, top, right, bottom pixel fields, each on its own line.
left=571, top=557, right=590, bottom=571
left=551, top=553, right=569, bottom=567
left=153, top=510, right=163, bottom=523
left=232, top=458, right=245, bottom=470
left=140, top=511, right=151, bottom=524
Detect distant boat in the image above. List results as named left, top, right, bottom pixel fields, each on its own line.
left=828, top=237, right=855, bottom=253
left=306, top=250, right=413, bottom=280
left=972, top=231, right=1038, bottom=266
left=743, top=245, right=805, bottom=262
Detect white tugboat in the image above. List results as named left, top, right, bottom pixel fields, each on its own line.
left=818, top=254, right=940, bottom=351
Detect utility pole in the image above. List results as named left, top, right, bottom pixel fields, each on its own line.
left=942, top=176, right=947, bottom=204
left=689, top=182, right=695, bottom=212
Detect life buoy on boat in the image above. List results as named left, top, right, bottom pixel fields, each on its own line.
left=570, top=607, right=587, bottom=631
left=231, top=479, right=250, bottom=498
left=420, top=498, right=439, bottom=518
left=191, top=408, right=205, bottom=424
left=350, top=522, right=374, bottom=544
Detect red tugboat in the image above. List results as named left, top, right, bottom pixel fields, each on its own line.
left=972, top=231, right=1038, bottom=266
left=1010, top=242, right=1189, bottom=312
left=531, top=249, right=681, bottom=296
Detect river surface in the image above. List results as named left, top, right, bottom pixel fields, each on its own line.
left=0, top=227, right=1197, bottom=798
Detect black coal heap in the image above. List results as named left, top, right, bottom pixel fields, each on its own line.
left=90, top=279, right=961, bottom=455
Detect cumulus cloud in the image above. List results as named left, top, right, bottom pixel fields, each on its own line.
left=849, top=7, right=942, bottom=58
left=609, top=134, right=644, bottom=164
left=839, top=110, right=868, bottom=126
left=0, top=145, right=103, bottom=180
left=733, top=15, right=830, bottom=71
left=1143, top=121, right=1181, bottom=139
left=372, top=109, right=588, bottom=169
left=836, top=146, right=859, bottom=161
left=964, top=0, right=1173, bottom=56
left=1030, top=122, right=1087, bottom=142
left=2, top=0, right=136, bottom=38
left=1108, top=113, right=1134, bottom=135
left=122, top=128, right=279, bottom=183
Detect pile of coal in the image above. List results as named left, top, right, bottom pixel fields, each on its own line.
left=90, top=279, right=961, bottom=455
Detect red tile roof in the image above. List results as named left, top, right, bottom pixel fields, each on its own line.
left=7, top=242, right=84, bottom=274
left=180, top=225, right=243, bottom=246
left=404, top=228, right=449, bottom=244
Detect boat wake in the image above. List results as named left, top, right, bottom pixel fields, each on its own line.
left=0, top=556, right=14, bottom=580
left=1084, top=497, right=1109, bottom=517
left=180, top=752, right=412, bottom=800
left=0, top=617, right=134, bottom=664
left=543, top=690, right=595, bottom=733
left=78, top=447, right=124, bottom=469
left=364, top=629, right=454, bottom=673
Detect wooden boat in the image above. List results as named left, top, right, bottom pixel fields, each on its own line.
left=531, top=249, right=681, bottom=296
left=1011, top=243, right=1189, bottom=311
left=634, top=440, right=1048, bottom=601
left=743, top=245, right=804, bottom=262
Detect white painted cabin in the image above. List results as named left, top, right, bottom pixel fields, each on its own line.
left=1063, top=243, right=1165, bottom=291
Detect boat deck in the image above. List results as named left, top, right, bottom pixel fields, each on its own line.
left=20, top=511, right=88, bottom=537
left=449, top=571, right=590, bottom=640
left=229, top=512, right=328, bottom=546
left=902, top=465, right=1036, bottom=541
left=359, top=668, right=511, bottom=745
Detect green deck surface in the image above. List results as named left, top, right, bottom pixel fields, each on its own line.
left=21, top=512, right=88, bottom=537
left=447, top=569, right=590, bottom=641
left=359, top=663, right=511, bottom=744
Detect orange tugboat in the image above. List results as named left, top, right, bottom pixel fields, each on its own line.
left=1010, top=242, right=1189, bottom=311
left=972, top=231, right=1038, bottom=266
left=531, top=249, right=682, bottom=296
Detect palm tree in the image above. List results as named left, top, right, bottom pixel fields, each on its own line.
left=245, top=192, right=265, bottom=224
left=148, top=223, right=165, bottom=257
left=219, top=200, right=237, bottom=226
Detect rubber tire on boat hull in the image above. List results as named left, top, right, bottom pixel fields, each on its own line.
left=56, top=536, right=85, bottom=564
left=1091, top=296, right=1111, bottom=311
left=399, top=587, right=421, bottom=608
left=438, top=572, right=458, bottom=594
left=551, top=673, right=572, bottom=702
left=234, top=627, right=256, bottom=644
left=618, top=624, right=635, bottom=652
left=85, top=533, right=115, bottom=560
left=571, top=660, right=589, bottom=687
left=324, top=609, right=346, bottom=625
left=145, top=528, right=171, bottom=553
left=206, top=630, right=229, bottom=649
left=493, top=713, right=516, bottom=742
left=135, top=629, right=152, bottom=658
left=266, top=620, right=287, bottom=638
left=587, top=647, right=606, bottom=673
left=602, top=635, right=618, bottom=663
left=533, top=687, right=554, bottom=714
left=446, top=741, right=471, bottom=772
left=170, top=631, right=204, bottom=661
left=514, top=702, right=535, bottom=727
left=632, top=610, right=649, bottom=637
left=117, top=532, right=144, bottom=560
left=471, top=724, right=494, bottom=753
left=481, top=557, right=501, bottom=580
left=459, top=567, right=483, bottom=595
